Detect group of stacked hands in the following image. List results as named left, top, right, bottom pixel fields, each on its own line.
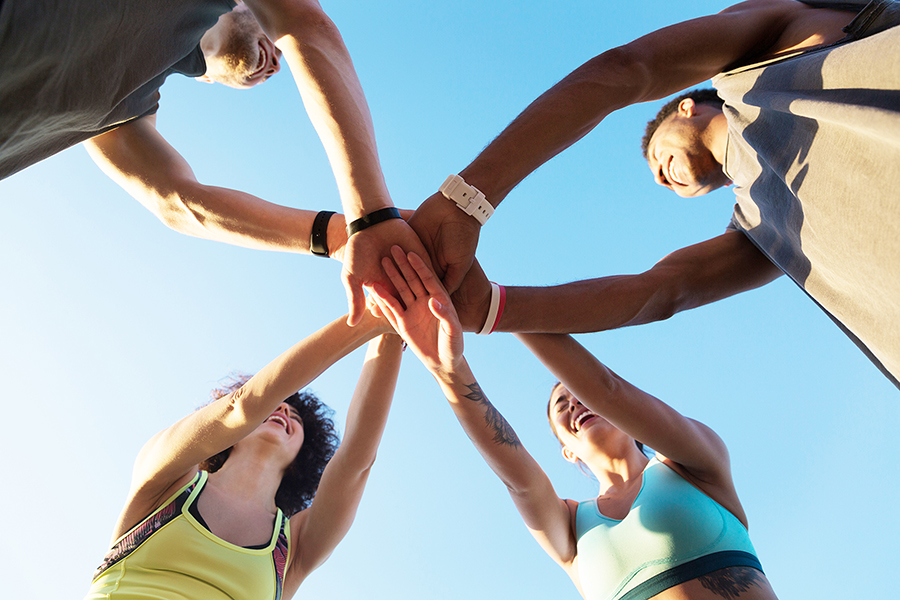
left=2, top=1, right=897, bottom=599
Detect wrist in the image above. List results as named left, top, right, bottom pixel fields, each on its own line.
left=458, top=163, right=507, bottom=209
left=326, top=214, right=348, bottom=260
left=439, top=175, right=494, bottom=225
left=433, top=358, right=474, bottom=391
left=477, top=283, right=506, bottom=335
left=346, top=207, right=403, bottom=237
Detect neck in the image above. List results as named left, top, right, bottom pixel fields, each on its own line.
left=584, top=446, right=650, bottom=496
left=206, top=446, right=285, bottom=513
left=706, top=111, right=729, bottom=167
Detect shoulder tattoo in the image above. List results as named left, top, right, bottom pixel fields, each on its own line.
left=462, top=382, right=521, bottom=448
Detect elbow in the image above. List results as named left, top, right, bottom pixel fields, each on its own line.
left=269, top=3, right=341, bottom=47
left=623, top=267, right=684, bottom=327
left=145, top=186, right=211, bottom=237
left=579, top=45, right=655, bottom=107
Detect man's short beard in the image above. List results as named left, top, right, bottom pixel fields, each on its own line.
left=212, top=10, right=263, bottom=87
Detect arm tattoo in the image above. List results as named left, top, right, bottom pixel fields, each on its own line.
left=462, top=382, right=521, bottom=448
left=699, top=566, right=765, bottom=600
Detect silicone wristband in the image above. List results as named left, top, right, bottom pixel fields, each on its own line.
left=346, top=207, right=402, bottom=237
left=310, top=210, right=336, bottom=257
left=478, top=282, right=502, bottom=335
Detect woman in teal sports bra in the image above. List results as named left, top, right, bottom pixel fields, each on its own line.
left=85, top=310, right=401, bottom=600
left=371, top=248, right=780, bottom=600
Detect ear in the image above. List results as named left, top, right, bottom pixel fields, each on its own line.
left=561, top=446, right=578, bottom=464
left=678, top=98, right=696, bottom=117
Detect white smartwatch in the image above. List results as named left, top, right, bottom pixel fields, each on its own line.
left=439, top=174, right=494, bottom=225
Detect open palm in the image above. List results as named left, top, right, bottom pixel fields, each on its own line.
left=370, top=246, right=464, bottom=377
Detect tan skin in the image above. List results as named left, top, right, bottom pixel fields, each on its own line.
left=372, top=248, right=778, bottom=600
left=411, top=0, right=857, bottom=334
left=85, top=0, right=430, bottom=326
left=107, top=310, right=403, bottom=597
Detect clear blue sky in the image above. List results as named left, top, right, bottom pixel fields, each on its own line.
left=0, top=1, right=896, bottom=598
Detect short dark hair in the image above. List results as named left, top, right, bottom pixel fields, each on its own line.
left=200, top=374, right=340, bottom=516
left=641, top=88, right=724, bottom=159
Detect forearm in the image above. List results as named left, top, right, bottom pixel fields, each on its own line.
left=432, top=361, right=572, bottom=550
left=493, top=271, right=679, bottom=334
left=244, top=0, right=391, bottom=219
left=432, top=360, right=540, bottom=494
left=234, top=314, right=384, bottom=426
left=481, top=232, right=781, bottom=333
left=332, top=334, right=403, bottom=474
left=457, top=47, right=650, bottom=206
left=153, top=184, right=348, bottom=254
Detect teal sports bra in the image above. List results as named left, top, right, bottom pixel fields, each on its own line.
left=574, top=458, right=763, bottom=600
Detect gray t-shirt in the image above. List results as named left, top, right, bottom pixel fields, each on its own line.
left=0, top=0, right=235, bottom=179
left=713, top=0, right=900, bottom=387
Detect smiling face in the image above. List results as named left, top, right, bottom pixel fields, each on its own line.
left=645, top=101, right=731, bottom=197
left=547, top=384, right=619, bottom=462
left=256, top=402, right=305, bottom=461
left=199, top=4, right=281, bottom=89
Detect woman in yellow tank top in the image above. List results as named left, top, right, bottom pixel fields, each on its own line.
left=85, top=309, right=401, bottom=599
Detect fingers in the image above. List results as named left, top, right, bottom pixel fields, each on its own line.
left=381, top=254, right=416, bottom=309
left=407, top=251, right=450, bottom=303
left=369, top=283, right=403, bottom=332
left=389, top=246, right=428, bottom=300
left=343, top=269, right=366, bottom=327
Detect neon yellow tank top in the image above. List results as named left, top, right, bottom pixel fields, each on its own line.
left=84, top=471, right=291, bottom=600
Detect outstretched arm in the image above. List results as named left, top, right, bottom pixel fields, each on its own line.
left=241, top=0, right=431, bottom=324
left=370, top=248, right=580, bottom=577
left=125, top=310, right=390, bottom=527
left=516, top=331, right=747, bottom=524
left=285, top=333, right=403, bottom=591
left=409, top=0, right=811, bottom=292
left=85, top=115, right=348, bottom=255
left=452, top=230, right=782, bottom=333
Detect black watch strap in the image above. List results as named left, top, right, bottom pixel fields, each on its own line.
left=310, top=210, right=336, bottom=257
left=346, top=207, right=402, bottom=237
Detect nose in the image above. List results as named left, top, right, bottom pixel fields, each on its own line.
left=267, top=53, right=280, bottom=77
left=567, top=398, right=582, bottom=412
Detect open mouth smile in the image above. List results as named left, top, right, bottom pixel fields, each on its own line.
left=265, top=413, right=291, bottom=434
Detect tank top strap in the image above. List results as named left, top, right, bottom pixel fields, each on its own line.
left=93, top=472, right=205, bottom=580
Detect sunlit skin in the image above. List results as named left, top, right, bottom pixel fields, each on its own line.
left=646, top=99, right=732, bottom=198
left=548, top=385, right=645, bottom=476
left=198, top=4, right=282, bottom=89
left=238, top=403, right=306, bottom=467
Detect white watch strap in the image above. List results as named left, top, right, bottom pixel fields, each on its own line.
left=439, top=174, right=494, bottom=225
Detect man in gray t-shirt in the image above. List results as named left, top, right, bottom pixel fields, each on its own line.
left=409, top=0, right=900, bottom=388
left=0, top=0, right=430, bottom=323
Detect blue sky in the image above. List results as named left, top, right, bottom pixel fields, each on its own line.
left=0, top=1, right=896, bottom=598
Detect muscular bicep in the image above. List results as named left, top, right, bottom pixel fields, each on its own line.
left=84, top=115, right=199, bottom=213
left=623, top=0, right=804, bottom=102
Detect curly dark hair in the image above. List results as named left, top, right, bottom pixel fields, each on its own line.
left=200, top=374, right=340, bottom=516
left=640, top=88, right=724, bottom=159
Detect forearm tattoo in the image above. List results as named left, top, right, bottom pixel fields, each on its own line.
left=699, top=567, right=765, bottom=600
left=462, top=382, right=521, bottom=447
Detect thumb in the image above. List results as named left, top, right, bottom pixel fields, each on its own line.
left=429, top=297, right=461, bottom=335
left=343, top=269, right=366, bottom=327
left=441, top=260, right=469, bottom=295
